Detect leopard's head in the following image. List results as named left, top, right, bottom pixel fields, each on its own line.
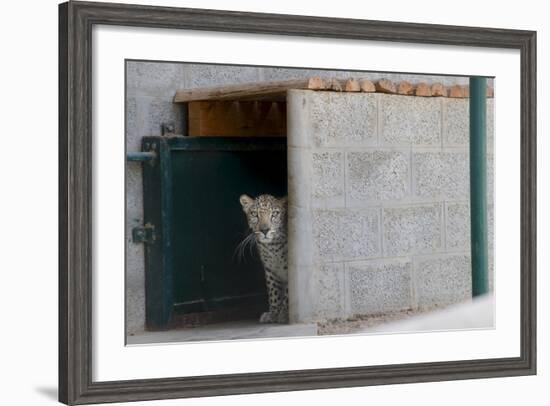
left=239, top=194, right=287, bottom=244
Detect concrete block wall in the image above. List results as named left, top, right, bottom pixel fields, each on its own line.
left=126, top=60, right=488, bottom=333
left=287, top=90, right=494, bottom=323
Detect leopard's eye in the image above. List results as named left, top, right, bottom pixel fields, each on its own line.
left=250, top=210, right=257, bottom=216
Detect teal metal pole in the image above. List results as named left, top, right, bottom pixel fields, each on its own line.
left=469, top=77, right=489, bottom=296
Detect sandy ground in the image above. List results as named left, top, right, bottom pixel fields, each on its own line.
left=127, top=299, right=494, bottom=344
left=317, top=307, right=443, bottom=335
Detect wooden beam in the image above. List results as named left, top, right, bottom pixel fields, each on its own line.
left=188, top=100, right=286, bottom=137
left=174, top=79, right=311, bottom=103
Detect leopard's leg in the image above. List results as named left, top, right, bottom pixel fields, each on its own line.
left=259, top=269, right=283, bottom=323
left=275, top=284, right=289, bottom=323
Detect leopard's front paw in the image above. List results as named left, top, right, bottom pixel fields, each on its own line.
left=259, top=312, right=274, bottom=323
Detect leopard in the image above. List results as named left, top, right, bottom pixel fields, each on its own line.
left=238, top=194, right=288, bottom=324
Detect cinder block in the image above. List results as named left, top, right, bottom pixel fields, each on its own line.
left=126, top=96, right=139, bottom=149
left=443, top=98, right=469, bottom=146
left=312, top=152, right=345, bottom=200
left=413, top=151, right=469, bottom=199
left=315, top=263, right=345, bottom=320
left=413, top=150, right=491, bottom=202
left=445, top=202, right=494, bottom=251
left=126, top=279, right=146, bottom=334
left=446, top=202, right=471, bottom=250
left=128, top=96, right=184, bottom=139
left=126, top=96, right=152, bottom=141
left=260, top=67, right=375, bottom=82
left=380, top=94, right=441, bottom=146
left=181, top=63, right=262, bottom=89
left=126, top=213, right=145, bottom=334
left=414, top=254, right=472, bottom=308
left=126, top=61, right=186, bottom=98
left=147, top=99, right=184, bottom=136
left=347, top=150, right=410, bottom=203
left=313, top=210, right=339, bottom=259
left=313, top=209, right=380, bottom=261
left=443, top=99, right=495, bottom=148
left=309, top=92, right=377, bottom=147
left=260, top=67, right=315, bottom=81
left=126, top=166, right=143, bottom=221
left=383, top=204, right=443, bottom=256
left=260, top=67, right=334, bottom=81
left=348, top=259, right=413, bottom=315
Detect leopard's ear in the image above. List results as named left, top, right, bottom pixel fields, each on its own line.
left=239, top=194, right=254, bottom=211
left=279, top=196, right=288, bottom=206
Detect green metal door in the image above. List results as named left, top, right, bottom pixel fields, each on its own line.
left=139, top=136, right=286, bottom=329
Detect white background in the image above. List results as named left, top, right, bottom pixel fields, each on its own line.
left=0, top=0, right=547, bottom=405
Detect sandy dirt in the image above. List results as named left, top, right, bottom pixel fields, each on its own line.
left=317, top=307, right=443, bottom=335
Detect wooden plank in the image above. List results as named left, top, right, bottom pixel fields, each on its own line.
left=188, top=100, right=286, bottom=137
left=174, top=79, right=310, bottom=102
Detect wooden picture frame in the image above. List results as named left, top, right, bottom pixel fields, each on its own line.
left=59, top=1, right=536, bottom=404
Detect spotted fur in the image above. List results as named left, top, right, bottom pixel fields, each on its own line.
left=239, top=194, right=288, bottom=324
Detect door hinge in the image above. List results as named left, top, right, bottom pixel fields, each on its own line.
left=132, top=223, right=156, bottom=244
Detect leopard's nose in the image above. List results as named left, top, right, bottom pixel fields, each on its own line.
left=260, top=226, right=270, bottom=236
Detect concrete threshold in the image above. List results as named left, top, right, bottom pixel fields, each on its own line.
left=127, top=320, right=318, bottom=345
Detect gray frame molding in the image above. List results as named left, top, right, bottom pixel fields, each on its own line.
left=59, top=1, right=536, bottom=404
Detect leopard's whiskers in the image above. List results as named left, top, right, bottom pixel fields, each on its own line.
left=233, top=232, right=256, bottom=263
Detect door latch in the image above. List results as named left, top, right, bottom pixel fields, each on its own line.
left=132, top=223, right=156, bottom=244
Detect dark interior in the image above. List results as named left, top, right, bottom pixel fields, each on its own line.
left=164, top=137, right=287, bottom=327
